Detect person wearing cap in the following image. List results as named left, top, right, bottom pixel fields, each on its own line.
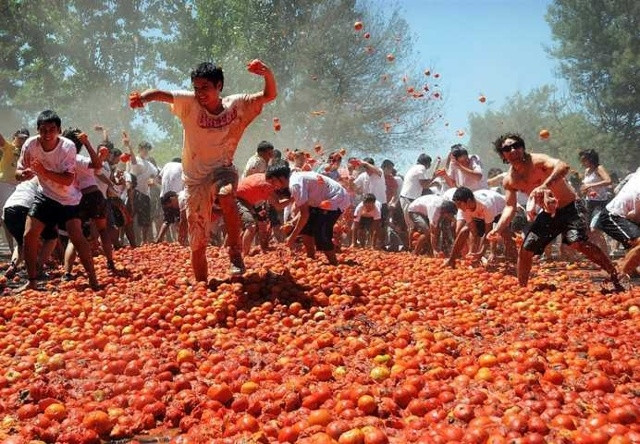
left=1, top=129, right=30, bottom=252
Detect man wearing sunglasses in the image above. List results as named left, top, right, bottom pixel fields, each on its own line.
left=486, top=133, right=625, bottom=291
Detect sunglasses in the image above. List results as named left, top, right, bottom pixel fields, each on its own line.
left=500, top=142, right=522, bottom=153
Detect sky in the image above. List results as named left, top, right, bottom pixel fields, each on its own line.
left=381, top=0, right=568, bottom=159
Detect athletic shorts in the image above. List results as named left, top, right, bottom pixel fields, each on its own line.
left=300, top=207, right=341, bottom=251
left=3, top=205, right=57, bottom=245
left=522, top=200, right=589, bottom=255
left=133, top=193, right=152, bottom=227
left=356, top=216, right=377, bottom=230
left=162, top=205, right=181, bottom=225
left=472, top=214, right=501, bottom=237
left=186, top=164, right=238, bottom=251
left=29, top=192, right=80, bottom=228
left=79, top=189, right=107, bottom=221
left=409, top=212, right=430, bottom=234
left=595, top=208, right=640, bottom=249
left=237, top=199, right=264, bottom=229
left=109, top=197, right=132, bottom=227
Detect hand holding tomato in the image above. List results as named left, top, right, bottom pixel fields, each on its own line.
left=129, top=91, right=144, bottom=109
left=247, top=59, right=269, bottom=75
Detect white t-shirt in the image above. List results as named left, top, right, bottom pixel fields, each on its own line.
left=160, top=161, right=184, bottom=196
left=354, top=171, right=387, bottom=204
left=75, top=155, right=98, bottom=190
left=460, top=189, right=506, bottom=224
left=95, top=162, right=111, bottom=198
left=447, top=156, right=487, bottom=191
left=17, top=136, right=81, bottom=206
left=606, top=170, right=640, bottom=218
left=178, top=190, right=187, bottom=212
left=3, top=177, right=39, bottom=210
left=128, top=157, right=158, bottom=196
left=354, top=200, right=382, bottom=221
left=400, top=164, right=429, bottom=199
left=171, top=92, right=263, bottom=186
left=289, top=171, right=351, bottom=211
left=408, top=194, right=451, bottom=227
left=242, top=153, right=267, bottom=178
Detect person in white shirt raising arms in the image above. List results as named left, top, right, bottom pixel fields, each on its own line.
left=129, top=60, right=277, bottom=281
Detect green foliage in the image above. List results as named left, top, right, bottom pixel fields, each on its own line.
left=546, top=0, right=640, bottom=161
left=467, top=86, right=632, bottom=176
left=1, top=0, right=442, bottom=168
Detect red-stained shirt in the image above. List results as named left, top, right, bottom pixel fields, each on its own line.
left=236, top=173, right=275, bottom=206
left=385, top=174, right=398, bottom=203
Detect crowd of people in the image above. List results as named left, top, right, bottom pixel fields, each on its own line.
left=1, top=60, right=638, bottom=293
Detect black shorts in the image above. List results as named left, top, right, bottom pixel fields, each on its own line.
left=109, top=197, right=132, bottom=227
left=357, top=216, right=378, bottom=230
left=4, top=205, right=61, bottom=244
left=472, top=214, right=501, bottom=237
left=29, top=192, right=80, bottom=228
left=409, top=212, right=430, bottom=234
left=134, top=193, right=152, bottom=226
left=268, top=205, right=282, bottom=227
left=162, top=205, right=181, bottom=224
left=523, top=200, right=589, bottom=255
left=79, top=190, right=107, bottom=221
left=300, top=207, right=342, bottom=251
left=595, top=208, right=640, bottom=249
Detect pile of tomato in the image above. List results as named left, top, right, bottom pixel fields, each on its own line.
left=1, top=244, right=639, bottom=443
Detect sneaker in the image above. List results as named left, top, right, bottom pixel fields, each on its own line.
left=229, top=253, right=245, bottom=276
left=62, top=273, right=75, bottom=282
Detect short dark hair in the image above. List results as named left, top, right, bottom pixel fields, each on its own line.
left=112, top=148, right=122, bottom=158
left=36, top=110, right=61, bottom=130
left=363, top=157, right=375, bottom=165
left=172, top=157, right=182, bottom=163
left=272, top=149, right=282, bottom=161
left=138, top=141, right=152, bottom=151
left=441, top=200, right=458, bottom=215
left=160, top=191, right=178, bottom=205
left=450, top=143, right=464, bottom=152
left=451, top=147, right=469, bottom=159
left=381, top=159, right=394, bottom=169
left=578, top=149, right=599, bottom=167
left=98, top=140, right=114, bottom=151
left=62, top=127, right=83, bottom=152
left=190, top=62, right=224, bottom=90
left=493, top=133, right=525, bottom=158
left=363, top=193, right=376, bottom=204
left=417, top=153, right=432, bottom=168
left=257, top=140, right=274, bottom=154
left=452, top=186, right=475, bottom=203
left=265, top=160, right=291, bottom=180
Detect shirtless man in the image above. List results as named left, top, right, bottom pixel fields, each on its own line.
left=487, top=133, right=623, bottom=289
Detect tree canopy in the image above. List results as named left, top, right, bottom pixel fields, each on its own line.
left=546, top=0, right=640, bottom=161
left=0, top=0, right=444, bottom=165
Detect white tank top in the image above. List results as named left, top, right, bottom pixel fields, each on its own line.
left=582, top=168, right=609, bottom=200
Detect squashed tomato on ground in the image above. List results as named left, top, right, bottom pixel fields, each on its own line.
left=0, top=244, right=639, bottom=443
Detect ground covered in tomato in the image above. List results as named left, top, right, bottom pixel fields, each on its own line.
left=1, top=244, right=639, bottom=443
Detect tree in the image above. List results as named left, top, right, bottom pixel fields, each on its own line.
left=126, top=0, right=444, bottom=163
left=467, top=86, right=629, bottom=175
left=1, top=0, right=442, bottom=166
left=546, top=0, right=640, bottom=162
